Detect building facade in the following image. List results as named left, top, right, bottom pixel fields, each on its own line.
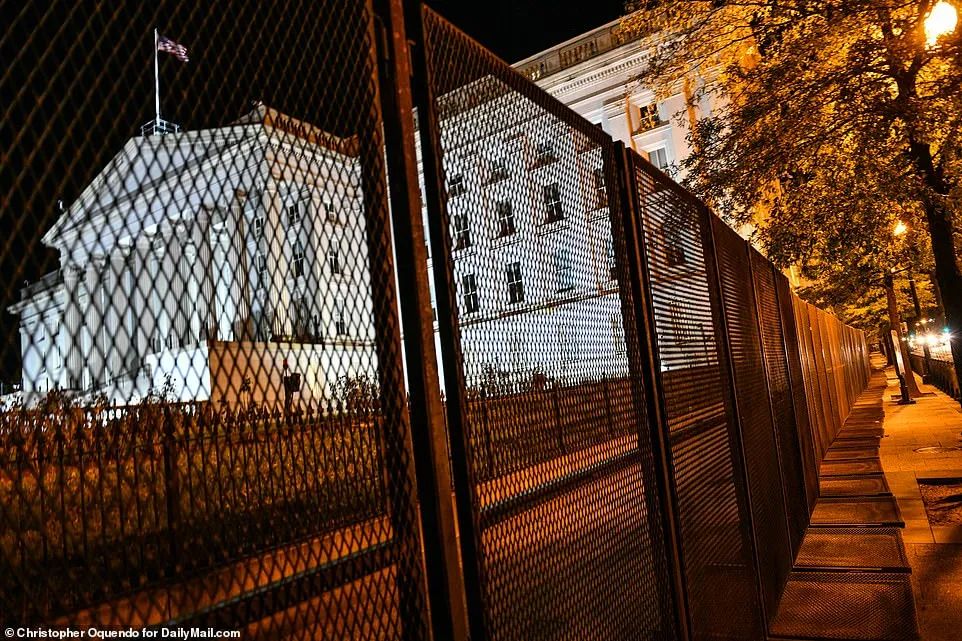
left=11, top=106, right=378, bottom=406
left=12, top=17, right=719, bottom=406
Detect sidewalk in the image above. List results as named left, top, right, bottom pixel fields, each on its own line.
left=879, top=366, right=962, bottom=641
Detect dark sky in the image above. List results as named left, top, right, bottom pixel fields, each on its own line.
left=0, top=0, right=627, bottom=386
left=429, top=0, right=627, bottom=61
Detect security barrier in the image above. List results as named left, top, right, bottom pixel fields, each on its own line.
left=1, top=1, right=872, bottom=638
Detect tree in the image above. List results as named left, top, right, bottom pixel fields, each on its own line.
left=623, top=0, right=962, bottom=399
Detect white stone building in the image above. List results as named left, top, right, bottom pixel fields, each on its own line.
left=11, top=106, right=378, bottom=407
left=11, top=17, right=720, bottom=406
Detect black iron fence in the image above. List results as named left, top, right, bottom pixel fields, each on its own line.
left=910, top=352, right=961, bottom=400
left=1, top=1, right=873, bottom=639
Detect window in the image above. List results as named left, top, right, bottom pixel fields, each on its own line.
left=558, top=324, right=580, bottom=362
left=453, top=213, right=472, bottom=250
left=294, top=296, right=311, bottom=337
left=323, top=200, right=338, bottom=223
left=535, top=141, right=557, bottom=166
left=256, top=252, right=268, bottom=275
left=448, top=173, right=466, bottom=197
left=489, top=158, right=509, bottom=183
left=611, top=314, right=627, bottom=354
left=328, top=244, right=342, bottom=275
left=252, top=214, right=265, bottom=238
left=592, top=168, right=607, bottom=208
left=497, top=201, right=516, bottom=237
left=661, top=220, right=687, bottom=267
left=668, top=300, right=695, bottom=344
left=606, top=236, right=618, bottom=281
left=462, top=274, right=479, bottom=314
left=648, top=147, right=669, bottom=172
left=288, top=201, right=303, bottom=226
left=334, top=299, right=348, bottom=336
left=553, top=248, right=574, bottom=292
left=292, top=241, right=305, bottom=278
left=543, top=183, right=564, bottom=223
left=506, top=262, right=525, bottom=304
left=633, top=103, right=662, bottom=133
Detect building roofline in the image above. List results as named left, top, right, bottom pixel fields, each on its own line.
left=511, top=10, right=659, bottom=82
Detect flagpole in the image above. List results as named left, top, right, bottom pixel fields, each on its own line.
left=154, top=28, right=161, bottom=125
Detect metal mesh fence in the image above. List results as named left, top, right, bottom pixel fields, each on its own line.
left=791, top=297, right=872, bottom=460
left=710, top=218, right=791, bottom=623
left=416, top=7, right=678, bottom=640
left=773, top=268, right=819, bottom=519
left=2, top=1, right=874, bottom=638
left=628, top=157, right=763, bottom=640
left=750, top=250, right=808, bottom=555
left=2, top=0, right=431, bottom=636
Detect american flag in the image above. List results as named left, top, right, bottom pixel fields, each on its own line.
left=157, top=35, right=189, bottom=62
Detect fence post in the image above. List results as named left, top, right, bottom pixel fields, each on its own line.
left=704, top=205, right=768, bottom=630
left=613, top=143, right=690, bottom=640
left=552, top=381, right=566, bottom=455
left=601, top=377, right=616, bottom=436
left=161, top=406, right=180, bottom=574
left=479, top=389, right=495, bottom=479
left=373, top=1, right=470, bottom=639
left=405, top=3, right=492, bottom=639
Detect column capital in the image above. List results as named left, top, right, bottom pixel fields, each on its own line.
left=62, top=264, right=83, bottom=283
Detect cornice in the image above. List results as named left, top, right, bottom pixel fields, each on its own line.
left=538, top=50, right=650, bottom=100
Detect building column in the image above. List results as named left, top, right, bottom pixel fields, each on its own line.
left=132, top=235, right=155, bottom=367
left=107, top=246, right=131, bottom=382
left=195, top=208, right=217, bottom=341
left=84, top=257, right=106, bottom=387
left=228, top=189, right=252, bottom=340
left=183, top=240, right=202, bottom=345
left=263, top=185, right=289, bottom=338
left=61, top=265, right=84, bottom=390
left=170, top=222, right=190, bottom=347
left=156, top=225, right=177, bottom=350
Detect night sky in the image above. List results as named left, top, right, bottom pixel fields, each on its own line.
left=0, top=0, right=626, bottom=387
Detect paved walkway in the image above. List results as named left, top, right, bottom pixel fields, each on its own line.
left=879, top=366, right=962, bottom=641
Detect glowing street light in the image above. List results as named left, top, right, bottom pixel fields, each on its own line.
left=925, top=1, right=958, bottom=46
left=893, top=220, right=909, bottom=236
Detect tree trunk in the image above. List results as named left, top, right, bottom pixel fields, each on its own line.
left=905, top=137, right=961, bottom=406
left=885, top=273, right=923, bottom=398
left=922, top=196, right=962, bottom=405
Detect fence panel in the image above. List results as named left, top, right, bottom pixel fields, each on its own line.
left=1, top=1, right=431, bottom=636
left=416, top=7, right=678, bottom=640
left=774, top=272, right=818, bottom=516
left=628, top=155, right=763, bottom=640
left=750, top=251, right=809, bottom=554
left=710, top=218, right=791, bottom=622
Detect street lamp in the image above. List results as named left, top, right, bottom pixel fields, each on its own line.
left=926, top=2, right=959, bottom=45
left=886, top=221, right=922, bottom=401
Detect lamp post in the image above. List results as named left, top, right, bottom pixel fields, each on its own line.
left=888, top=221, right=922, bottom=400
